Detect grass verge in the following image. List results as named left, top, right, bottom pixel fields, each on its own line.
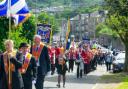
left=116, top=74, right=128, bottom=89
left=99, top=73, right=128, bottom=89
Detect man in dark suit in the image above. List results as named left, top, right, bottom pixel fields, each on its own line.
left=19, top=42, right=37, bottom=89
left=0, top=51, right=3, bottom=89
left=31, top=35, right=50, bottom=89
left=1, top=39, right=24, bottom=89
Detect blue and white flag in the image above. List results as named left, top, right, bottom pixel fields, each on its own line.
left=12, top=14, right=31, bottom=26
left=10, top=0, right=29, bottom=15
left=0, top=0, right=8, bottom=16
left=0, top=0, right=29, bottom=16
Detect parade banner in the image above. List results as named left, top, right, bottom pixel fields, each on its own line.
left=37, top=24, right=51, bottom=43
left=82, top=36, right=90, bottom=44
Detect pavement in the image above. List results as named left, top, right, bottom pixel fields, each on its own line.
left=33, top=65, right=109, bottom=89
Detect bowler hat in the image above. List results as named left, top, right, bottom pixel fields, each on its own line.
left=19, top=42, right=29, bottom=48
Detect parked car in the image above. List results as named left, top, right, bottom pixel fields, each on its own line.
left=112, top=52, right=125, bottom=73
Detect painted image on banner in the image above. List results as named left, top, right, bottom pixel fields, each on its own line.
left=37, top=24, right=51, bottom=43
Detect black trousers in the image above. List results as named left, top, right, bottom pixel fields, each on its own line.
left=0, top=77, right=2, bottom=89
left=51, top=64, right=55, bottom=75
left=76, top=63, right=82, bottom=78
left=106, top=62, right=112, bottom=71
left=68, top=60, right=74, bottom=72
left=90, top=59, right=97, bottom=70
left=22, top=76, right=32, bottom=89
left=24, top=83, right=32, bottom=89
left=35, top=75, right=45, bottom=89
left=84, top=63, right=90, bottom=74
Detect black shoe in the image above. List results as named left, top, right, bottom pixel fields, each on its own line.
left=63, top=85, right=65, bottom=88
left=56, top=84, right=60, bottom=88
left=51, top=72, right=54, bottom=75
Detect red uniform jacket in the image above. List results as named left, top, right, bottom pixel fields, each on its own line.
left=81, top=50, right=90, bottom=64
left=67, top=50, right=76, bottom=60
left=51, top=47, right=55, bottom=64
left=48, top=47, right=53, bottom=63
left=55, top=47, right=60, bottom=59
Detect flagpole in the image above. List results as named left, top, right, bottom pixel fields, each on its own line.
left=8, top=0, right=12, bottom=89
left=8, top=0, right=11, bottom=39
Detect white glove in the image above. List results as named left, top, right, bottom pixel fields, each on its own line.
left=32, top=79, right=36, bottom=84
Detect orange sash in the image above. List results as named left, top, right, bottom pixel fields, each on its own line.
left=3, top=51, right=16, bottom=74
left=32, top=43, right=44, bottom=62
left=19, top=53, right=32, bottom=74
left=3, top=50, right=17, bottom=89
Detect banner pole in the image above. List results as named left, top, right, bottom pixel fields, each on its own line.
left=50, top=28, right=52, bottom=45
left=35, top=0, right=38, bottom=34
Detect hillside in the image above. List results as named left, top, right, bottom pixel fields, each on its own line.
left=26, top=0, right=103, bottom=9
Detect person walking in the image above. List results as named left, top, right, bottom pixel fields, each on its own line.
left=76, top=46, right=83, bottom=78
left=19, top=42, right=37, bottom=89
left=81, top=44, right=91, bottom=75
left=68, top=47, right=76, bottom=73
left=0, top=51, right=3, bottom=89
left=31, top=35, right=50, bottom=89
left=105, top=52, right=113, bottom=71
left=0, top=39, right=24, bottom=89
left=56, top=51, right=68, bottom=88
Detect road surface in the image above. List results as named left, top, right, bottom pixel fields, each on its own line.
left=33, top=65, right=107, bottom=89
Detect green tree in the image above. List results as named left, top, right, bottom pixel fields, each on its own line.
left=10, top=26, right=28, bottom=49
left=0, top=17, right=9, bottom=50
left=96, top=23, right=117, bottom=37
left=60, top=8, right=78, bottom=19
left=20, top=15, right=36, bottom=43
left=60, top=5, right=101, bottom=19
left=26, top=0, right=102, bottom=9
left=0, top=17, right=29, bottom=51
left=104, top=0, right=128, bottom=72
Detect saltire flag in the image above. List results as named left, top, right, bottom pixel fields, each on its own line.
left=0, top=0, right=30, bottom=25
left=0, top=0, right=8, bottom=16
left=10, top=0, right=29, bottom=15
left=66, top=18, right=71, bottom=50
left=12, top=13, right=31, bottom=26
left=0, top=0, right=29, bottom=16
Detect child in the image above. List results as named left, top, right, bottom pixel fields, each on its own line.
left=56, top=52, right=68, bottom=88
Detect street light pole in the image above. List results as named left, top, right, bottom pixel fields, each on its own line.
left=78, top=14, right=82, bottom=41
left=93, top=17, right=96, bottom=40
left=93, top=15, right=100, bottom=41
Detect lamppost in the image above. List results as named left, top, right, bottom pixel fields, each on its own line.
left=78, top=14, right=82, bottom=41
left=93, top=14, right=100, bottom=40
